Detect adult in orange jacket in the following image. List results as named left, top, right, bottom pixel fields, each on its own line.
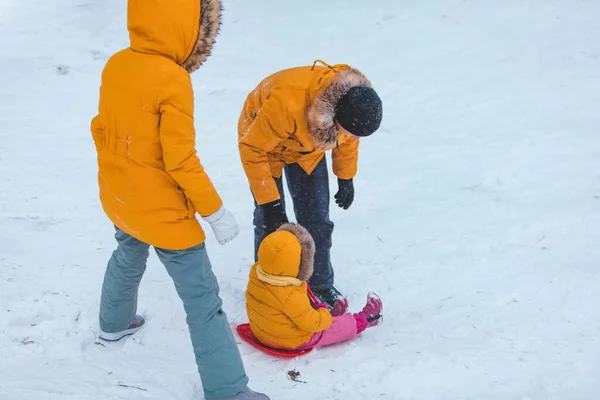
left=238, top=61, right=383, bottom=313
left=91, top=1, right=267, bottom=399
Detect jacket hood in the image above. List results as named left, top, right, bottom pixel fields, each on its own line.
left=257, top=224, right=315, bottom=281
left=307, top=65, right=372, bottom=150
left=128, top=0, right=222, bottom=71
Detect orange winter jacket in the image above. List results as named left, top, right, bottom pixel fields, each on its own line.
left=246, top=225, right=332, bottom=349
left=91, top=0, right=223, bottom=250
left=238, top=61, right=373, bottom=205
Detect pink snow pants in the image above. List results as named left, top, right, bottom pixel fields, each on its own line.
left=294, top=314, right=358, bottom=350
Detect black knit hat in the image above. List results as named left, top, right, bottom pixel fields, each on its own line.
left=335, top=86, right=383, bottom=137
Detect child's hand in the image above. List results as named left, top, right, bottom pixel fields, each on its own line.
left=203, top=207, right=240, bottom=245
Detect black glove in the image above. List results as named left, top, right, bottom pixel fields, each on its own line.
left=261, top=200, right=289, bottom=234
left=335, top=178, right=354, bottom=210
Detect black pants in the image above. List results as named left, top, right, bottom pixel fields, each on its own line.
left=253, top=157, right=334, bottom=291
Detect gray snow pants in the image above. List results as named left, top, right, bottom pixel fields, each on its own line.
left=99, top=227, right=248, bottom=399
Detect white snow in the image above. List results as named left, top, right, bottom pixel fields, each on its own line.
left=1, top=0, right=600, bottom=399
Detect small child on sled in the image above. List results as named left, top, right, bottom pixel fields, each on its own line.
left=245, top=223, right=382, bottom=351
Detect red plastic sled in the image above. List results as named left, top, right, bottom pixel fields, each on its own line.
left=236, top=324, right=313, bottom=358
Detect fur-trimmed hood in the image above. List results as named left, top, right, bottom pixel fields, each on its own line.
left=277, top=223, right=316, bottom=281
left=182, top=0, right=223, bottom=72
left=245, top=223, right=332, bottom=349
left=128, top=0, right=222, bottom=72
left=306, top=67, right=372, bottom=150
left=256, top=223, right=316, bottom=282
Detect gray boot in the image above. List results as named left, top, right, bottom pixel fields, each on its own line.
left=223, top=386, right=269, bottom=400
left=99, top=315, right=145, bottom=341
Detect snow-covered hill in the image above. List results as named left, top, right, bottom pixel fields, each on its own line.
left=1, top=1, right=599, bottom=399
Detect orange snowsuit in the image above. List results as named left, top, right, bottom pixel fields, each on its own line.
left=246, top=224, right=333, bottom=349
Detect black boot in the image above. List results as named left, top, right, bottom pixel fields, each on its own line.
left=312, top=286, right=348, bottom=316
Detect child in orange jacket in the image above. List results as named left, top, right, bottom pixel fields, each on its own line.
left=245, top=223, right=382, bottom=350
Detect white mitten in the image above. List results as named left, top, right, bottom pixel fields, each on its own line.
left=203, top=206, right=240, bottom=245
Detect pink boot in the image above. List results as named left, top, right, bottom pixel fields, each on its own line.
left=355, top=293, right=382, bottom=330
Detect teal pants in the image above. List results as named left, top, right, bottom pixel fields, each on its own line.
left=99, top=227, right=248, bottom=400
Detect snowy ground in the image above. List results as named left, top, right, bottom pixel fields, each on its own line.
left=2, top=0, right=600, bottom=399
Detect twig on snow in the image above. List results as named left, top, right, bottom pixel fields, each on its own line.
left=21, top=337, right=34, bottom=345
left=287, top=369, right=305, bottom=383
left=118, top=383, right=147, bottom=391
left=536, top=235, right=546, bottom=243
left=462, top=183, right=482, bottom=191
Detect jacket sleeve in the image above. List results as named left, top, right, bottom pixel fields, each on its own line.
left=158, top=72, right=223, bottom=217
left=283, top=289, right=333, bottom=333
left=91, top=114, right=105, bottom=152
left=238, top=89, right=295, bottom=205
left=332, top=135, right=360, bottom=180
